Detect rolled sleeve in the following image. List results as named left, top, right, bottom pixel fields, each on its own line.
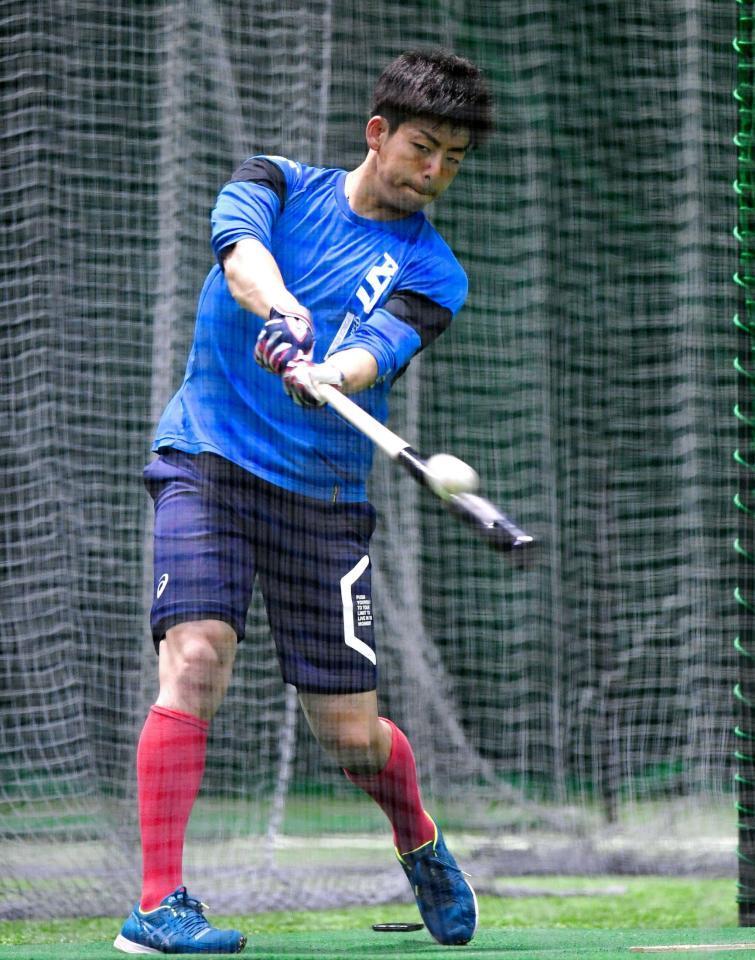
left=210, top=181, right=281, bottom=263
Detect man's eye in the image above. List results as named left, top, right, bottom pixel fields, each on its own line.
left=413, top=143, right=430, bottom=153
left=447, top=156, right=461, bottom=167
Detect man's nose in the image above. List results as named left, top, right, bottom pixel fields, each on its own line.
left=423, top=153, right=443, bottom=180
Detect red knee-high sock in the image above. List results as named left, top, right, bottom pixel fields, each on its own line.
left=344, top=717, right=435, bottom=854
left=137, top=705, right=209, bottom=911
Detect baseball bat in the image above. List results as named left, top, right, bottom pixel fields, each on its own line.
left=319, top=384, right=535, bottom=555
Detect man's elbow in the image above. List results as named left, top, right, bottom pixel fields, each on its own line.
left=221, top=247, right=251, bottom=307
left=220, top=244, right=239, bottom=284
left=331, top=347, right=379, bottom=394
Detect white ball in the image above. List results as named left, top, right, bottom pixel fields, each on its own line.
left=425, top=453, right=480, bottom=499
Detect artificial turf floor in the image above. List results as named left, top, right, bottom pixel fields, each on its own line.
left=2, top=927, right=755, bottom=960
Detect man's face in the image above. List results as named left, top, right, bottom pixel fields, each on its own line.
left=369, top=117, right=470, bottom=215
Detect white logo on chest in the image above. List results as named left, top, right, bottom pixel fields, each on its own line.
left=355, top=252, right=399, bottom=314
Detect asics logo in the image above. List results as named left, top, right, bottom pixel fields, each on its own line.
left=157, top=573, right=170, bottom=598
left=355, top=252, right=399, bottom=314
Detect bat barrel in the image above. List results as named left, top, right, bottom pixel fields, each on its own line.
left=322, top=389, right=535, bottom=558
left=397, top=450, right=535, bottom=556
left=448, top=492, right=535, bottom=554
left=396, top=446, right=432, bottom=484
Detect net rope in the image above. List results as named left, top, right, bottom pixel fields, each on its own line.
left=0, top=0, right=738, bottom=918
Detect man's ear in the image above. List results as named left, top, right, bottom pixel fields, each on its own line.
left=365, top=115, right=391, bottom=152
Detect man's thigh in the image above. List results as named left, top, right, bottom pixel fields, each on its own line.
left=257, top=491, right=378, bottom=694
left=144, top=449, right=257, bottom=648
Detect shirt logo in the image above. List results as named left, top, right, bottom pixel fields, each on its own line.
left=355, top=252, right=399, bottom=314
left=156, top=573, right=170, bottom=598
left=325, top=251, right=400, bottom=359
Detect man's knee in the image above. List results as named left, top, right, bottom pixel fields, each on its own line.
left=165, top=620, right=236, bottom=670
left=323, top=718, right=376, bottom=758
left=158, top=620, right=237, bottom=718
left=300, top=694, right=388, bottom=772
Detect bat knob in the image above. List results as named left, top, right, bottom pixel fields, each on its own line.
left=448, top=493, right=537, bottom=559
left=503, top=531, right=537, bottom=567
left=488, top=525, right=536, bottom=559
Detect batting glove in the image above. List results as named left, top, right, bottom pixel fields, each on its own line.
left=283, top=359, right=345, bottom=408
left=254, top=305, right=314, bottom=374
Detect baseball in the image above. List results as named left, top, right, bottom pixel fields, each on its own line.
left=425, top=453, right=480, bottom=499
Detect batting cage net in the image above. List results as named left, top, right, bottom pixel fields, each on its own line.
left=0, top=0, right=737, bottom=918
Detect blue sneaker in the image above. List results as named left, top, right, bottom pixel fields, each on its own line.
left=113, top=886, right=246, bottom=954
left=396, top=821, right=478, bottom=945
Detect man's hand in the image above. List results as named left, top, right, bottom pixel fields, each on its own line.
left=254, top=305, right=314, bottom=374
left=283, top=359, right=345, bottom=408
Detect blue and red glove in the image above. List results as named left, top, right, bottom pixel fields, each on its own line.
left=254, top=305, right=314, bottom=374
left=283, top=359, right=345, bottom=408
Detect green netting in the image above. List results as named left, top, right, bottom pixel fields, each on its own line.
left=733, top=0, right=755, bottom=926
left=0, top=0, right=739, bottom=919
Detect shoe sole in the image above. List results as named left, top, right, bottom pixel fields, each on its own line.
left=113, top=933, right=161, bottom=954
left=466, top=879, right=480, bottom=943
left=113, top=931, right=247, bottom=955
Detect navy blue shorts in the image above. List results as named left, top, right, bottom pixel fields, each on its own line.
left=143, top=448, right=377, bottom=694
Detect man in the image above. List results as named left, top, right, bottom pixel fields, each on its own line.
left=115, top=48, right=493, bottom=955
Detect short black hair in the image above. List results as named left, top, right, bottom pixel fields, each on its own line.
left=370, top=48, right=494, bottom=148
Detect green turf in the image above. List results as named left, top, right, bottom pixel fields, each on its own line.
left=1, top=928, right=755, bottom=960
left=0, top=879, right=745, bottom=960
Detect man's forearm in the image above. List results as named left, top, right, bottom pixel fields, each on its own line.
left=329, top=348, right=378, bottom=394
left=223, top=237, right=304, bottom=318
left=225, top=239, right=378, bottom=394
